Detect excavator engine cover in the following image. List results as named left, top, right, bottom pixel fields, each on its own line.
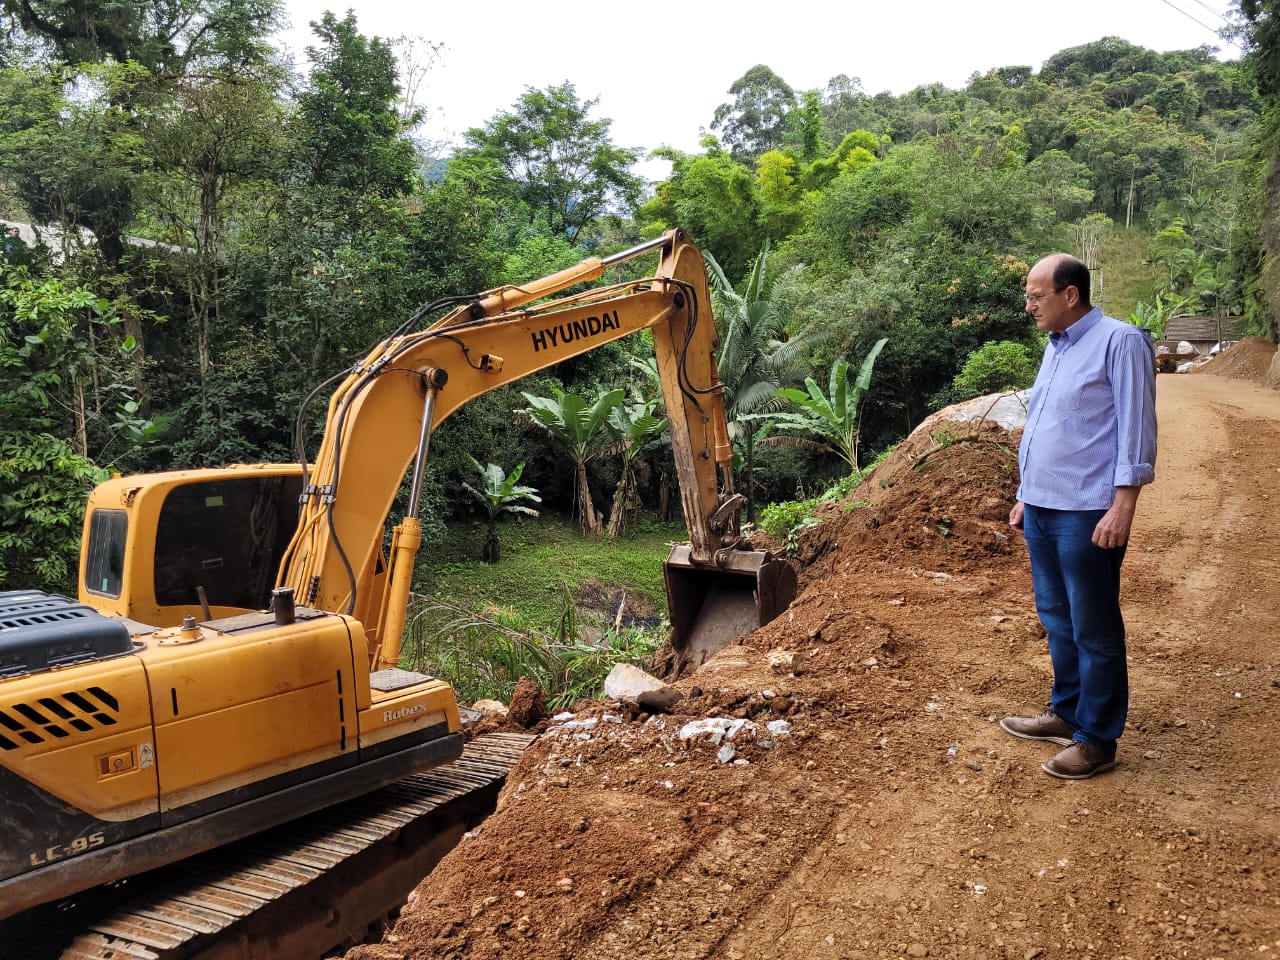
left=663, top=545, right=796, bottom=674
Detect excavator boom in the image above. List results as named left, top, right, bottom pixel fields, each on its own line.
left=0, top=229, right=794, bottom=928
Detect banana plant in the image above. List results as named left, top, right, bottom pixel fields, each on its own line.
left=757, top=338, right=889, bottom=471
left=461, top=456, right=541, bottom=563
left=600, top=399, right=668, bottom=537
left=520, top=386, right=624, bottom=535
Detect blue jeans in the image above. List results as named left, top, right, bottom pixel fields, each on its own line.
left=1022, top=504, right=1128, bottom=752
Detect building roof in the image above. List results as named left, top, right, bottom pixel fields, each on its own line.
left=1163, top=316, right=1247, bottom=342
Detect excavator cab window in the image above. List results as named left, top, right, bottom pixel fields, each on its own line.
left=84, top=509, right=127, bottom=598
left=154, top=475, right=303, bottom=613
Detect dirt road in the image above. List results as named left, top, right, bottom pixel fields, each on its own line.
left=353, top=364, right=1279, bottom=960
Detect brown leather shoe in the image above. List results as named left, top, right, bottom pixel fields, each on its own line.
left=1042, top=742, right=1116, bottom=780
left=999, top=709, right=1074, bottom=746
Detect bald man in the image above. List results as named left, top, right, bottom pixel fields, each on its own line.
left=1003, top=253, right=1157, bottom=779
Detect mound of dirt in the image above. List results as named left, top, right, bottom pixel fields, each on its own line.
left=351, top=377, right=1280, bottom=960
left=1190, top=335, right=1277, bottom=380
left=791, top=420, right=1021, bottom=586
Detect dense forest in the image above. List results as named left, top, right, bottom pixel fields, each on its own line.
left=2, top=0, right=1278, bottom=593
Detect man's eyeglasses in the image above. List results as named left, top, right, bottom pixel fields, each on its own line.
left=1025, top=287, right=1065, bottom=306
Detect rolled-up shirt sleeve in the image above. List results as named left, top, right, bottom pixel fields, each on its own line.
left=1110, top=331, right=1157, bottom=488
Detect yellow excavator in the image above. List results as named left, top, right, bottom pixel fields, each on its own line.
left=0, top=229, right=795, bottom=922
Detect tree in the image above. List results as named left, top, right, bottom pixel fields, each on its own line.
left=754, top=150, right=802, bottom=239
left=784, top=89, right=824, bottom=161
left=0, top=263, right=160, bottom=589
left=820, top=74, right=877, bottom=144
left=461, top=82, right=643, bottom=243
left=0, top=0, right=281, bottom=266
left=0, top=0, right=280, bottom=76
left=640, top=139, right=763, bottom=282
left=707, top=245, right=821, bottom=512
left=711, top=65, right=796, bottom=163
left=760, top=339, right=888, bottom=472
left=521, top=386, right=624, bottom=535
left=602, top=399, right=667, bottom=538
left=296, top=12, right=418, bottom=201
left=139, top=70, right=286, bottom=378
left=1234, top=0, right=1280, bottom=338
left=0, top=61, right=151, bottom=266
left=462, top=457, right=540, bottom=563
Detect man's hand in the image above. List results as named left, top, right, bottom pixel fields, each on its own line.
left=1009, top=500, right=1024, bottom=530
left=1093, top=486, right=1141, bottom=549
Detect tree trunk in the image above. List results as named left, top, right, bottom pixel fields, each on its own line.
left=482, top=528, right=500, bottom=563
left=576, top=460, right=601, bottom=535
left=606, top=468, right=630, bottom=538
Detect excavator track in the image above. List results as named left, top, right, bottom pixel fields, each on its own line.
left=2, top=732, right=534, bottom=960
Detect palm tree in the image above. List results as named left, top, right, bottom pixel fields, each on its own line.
left=462, top=457, right=541, bottom=563
left=601, top=398, right=668, bottom=537
left=759, top=339, right=889, bottom=471
left=520, top=386, right=624, bottom=535
left=706, top=244, right=823, bottom=515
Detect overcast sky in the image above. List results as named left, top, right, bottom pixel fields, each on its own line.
left=276, top=0, right=1240, bottom=178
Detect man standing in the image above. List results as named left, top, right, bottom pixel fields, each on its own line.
left=1003, top=253, right=1157, bottom=780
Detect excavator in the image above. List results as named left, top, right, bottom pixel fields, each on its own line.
left=0, top=229, right=796, bottom=937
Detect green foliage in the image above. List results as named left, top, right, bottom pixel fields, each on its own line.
left=711, top=65, right=797, bottom=163
left=460, top=82, right=643, bottom=243
left=755, top=470, right=865, bottom=553
left=298, top=12, right=418, bottom=200
left=1128, top=291, right=1192, bottom=341
left=0, top=433, right=106, bottom=590
left=706, top=243, right=823, bottom=509
left=0, top=263, right=163, bottom=459
left=2, top=0, right=280, bottom=75
left=405, top=515, right=677, bottom=705
left=950, top=340, right=1040, bottom=400
left=602, top=399, right=667, bottom=538
left=638, top=141, right=763, bottom=280
left=760, top=338, right=888, bottom=470
left=521, top=386, right=625, bottom=534
left=756, top=498, right=823, bottom=552
left=403, top=591, right=663, bottom=709
left=461, top=456, right=541, bottom=563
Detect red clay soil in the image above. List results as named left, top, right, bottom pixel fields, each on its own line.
left=1189, top=335, right=1277, bottom=381
left=349, top=374, right=1280, bottom=960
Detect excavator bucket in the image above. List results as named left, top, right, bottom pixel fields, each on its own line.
left=663, top=544, right=797, bottom=674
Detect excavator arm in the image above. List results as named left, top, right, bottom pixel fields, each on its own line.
left=278, top=229, right=794, bottom=671
left=0, top=229, right=795, bottom=924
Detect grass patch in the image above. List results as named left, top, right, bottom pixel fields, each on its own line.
left=419, top=515, right=682, bottom=629
left=403, top=514, right=684, bottom=706
left=1097, top=229, right=1162, bottom=320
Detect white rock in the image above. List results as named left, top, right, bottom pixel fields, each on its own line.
left=767, top=650, right=805, bottom=674
left=907, top=390, right=1030, bottom=435
left=678, top=717, right=758, bottom=745
left=473, top=699, right=509, bottom=717
left=679, top=718, right=730, bottom=744
left=717, top=743, right=736, bottom=764
left=604, top=662, right=671, bottom=701
left=766, top=719, right=793, bottom=736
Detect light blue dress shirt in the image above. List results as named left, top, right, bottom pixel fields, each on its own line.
left=1017, top=307, right=1157, bottom=511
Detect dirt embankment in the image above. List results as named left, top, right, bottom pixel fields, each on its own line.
left=352, top=344, right=1280, bottom=960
